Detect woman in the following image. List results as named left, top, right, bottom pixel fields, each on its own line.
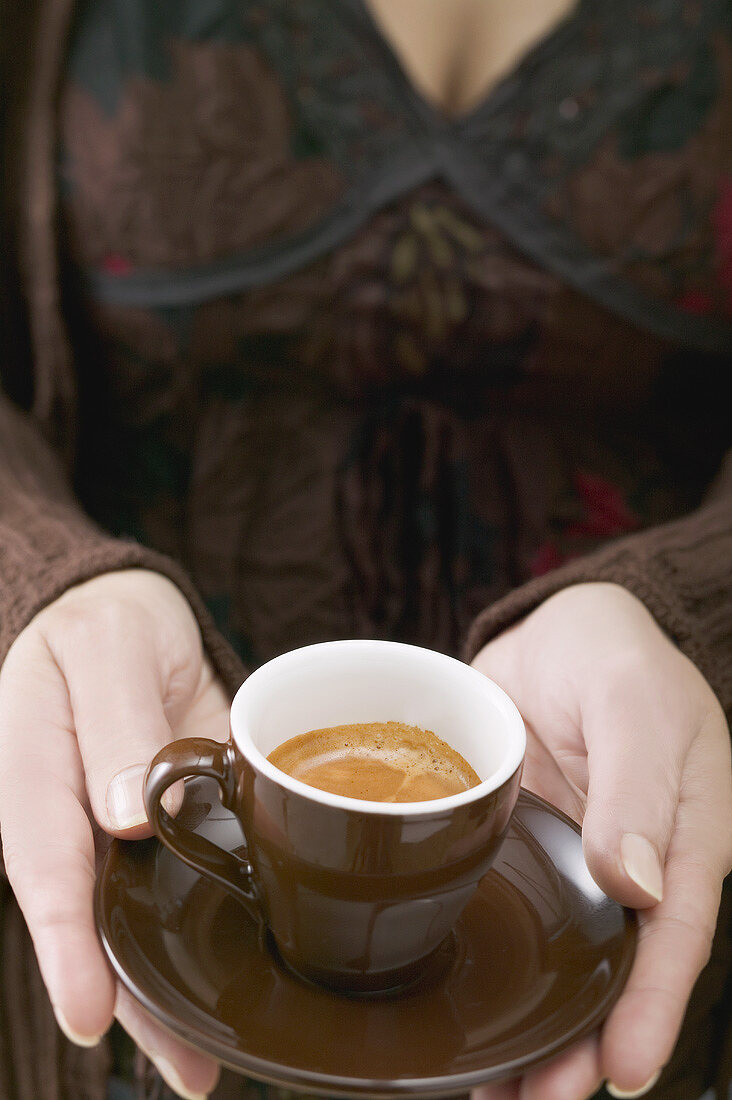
left=1, top=1, right=731, bottom=1098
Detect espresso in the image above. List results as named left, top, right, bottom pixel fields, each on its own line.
left=267, top=721, right=481, bottom=802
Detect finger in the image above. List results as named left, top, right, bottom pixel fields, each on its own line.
left=175, top=660, right=231, bottom=744
left=471, top=637, right=588, bottom=824
left=55, top=625, right=185, bottom=836
left=115, top=985, right=219, bottom=1100
left=519, top=718, right=587, bottom=825
left=0, top=638, right=116, bottom=1042
left=518, top=1036, right=601, bottom=1099
left=580, top=675, right=686, bottom=909
left=599, top=736, right=730, bottom=1093
left=2, top=780, right=116, bottom=1044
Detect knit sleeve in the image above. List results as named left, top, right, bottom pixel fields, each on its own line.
left=0, top=391, right=247, bottom=694
left=463, top=452, right=732, bottom=717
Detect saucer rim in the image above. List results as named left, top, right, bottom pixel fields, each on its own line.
left=95, top=788, right=637, bottom=1097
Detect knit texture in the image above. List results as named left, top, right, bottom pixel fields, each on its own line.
left=0, top=396, right=248, bottom=694
left=0, top=395, right=248, bottom=1100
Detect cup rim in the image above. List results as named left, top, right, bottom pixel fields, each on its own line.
left=229, top=640, right=526, bottom=816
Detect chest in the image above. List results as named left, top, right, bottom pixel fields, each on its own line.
left=364, top=0, right=578, bottom=115
left=59, top=0, right=732, bottom=358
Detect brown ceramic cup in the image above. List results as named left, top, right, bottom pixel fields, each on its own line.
left=143, top=640, right=525, bottom=994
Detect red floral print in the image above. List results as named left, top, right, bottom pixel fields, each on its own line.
left=529, top=540, right=566, bottom=577
left=530, top=471, right=639, bottom=576
left=101, top=253, right=134, bottom=277
left=567, top=471, right=640, bottom=538
left=676, top=289, right=715, bottom=315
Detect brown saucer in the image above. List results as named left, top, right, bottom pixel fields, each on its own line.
left=96, top=781, right=636, bottom=1097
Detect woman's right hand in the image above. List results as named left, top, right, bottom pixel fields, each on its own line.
left=0, top=569, right=226, bottom=1099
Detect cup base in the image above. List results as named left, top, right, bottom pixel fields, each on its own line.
left=270, top=931, right=457, bottom=998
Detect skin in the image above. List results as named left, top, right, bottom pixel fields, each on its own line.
left=470, top=582, right=732, bottom=1099
left=0, top=571, right=226, bottom=1100
left=366, top=0, right=578, bottom=116
left=0, top=573, right=730, bottom=1099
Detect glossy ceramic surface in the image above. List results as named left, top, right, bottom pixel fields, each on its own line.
left=96, top=780, right=636, bottom=1097
left=144, top=641, right=525, bottom=991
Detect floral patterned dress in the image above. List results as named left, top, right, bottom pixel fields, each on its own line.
left=56, top=0, right=732, bottom=1095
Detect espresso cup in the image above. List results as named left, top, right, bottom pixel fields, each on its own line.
left=143, top=640, right=525, bottom=994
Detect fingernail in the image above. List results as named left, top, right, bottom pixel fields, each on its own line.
left=149, top=1054, right=209, bottom=1100
left=607, top=1068, right=662, bottom=1097
left=620, top=833, right=664, bottom=903
left=107, top=764, right=148, bottom=830
left=53, top=1005, right=103, bottom=1048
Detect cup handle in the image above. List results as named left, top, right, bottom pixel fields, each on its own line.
left=143, top=737, right=264, bottom=933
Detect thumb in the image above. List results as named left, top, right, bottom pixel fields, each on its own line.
left=581, top=704, right=679, bottom=909
left=62, top=632, right=191, bottom=837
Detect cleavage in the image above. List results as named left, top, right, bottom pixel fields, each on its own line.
left=362, top=0, right=580, bottom=117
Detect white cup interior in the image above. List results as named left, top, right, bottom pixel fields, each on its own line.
left=230, top=640, right=525, bottom=814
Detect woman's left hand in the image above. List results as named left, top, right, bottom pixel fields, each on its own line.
left=470, top=582, right=732, bottom=1100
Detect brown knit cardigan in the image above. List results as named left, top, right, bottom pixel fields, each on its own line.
left=1, top=2, right=731, bottom=1099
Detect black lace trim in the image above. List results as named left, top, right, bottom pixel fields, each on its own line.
left=75, top=0, right=732, bottom=351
